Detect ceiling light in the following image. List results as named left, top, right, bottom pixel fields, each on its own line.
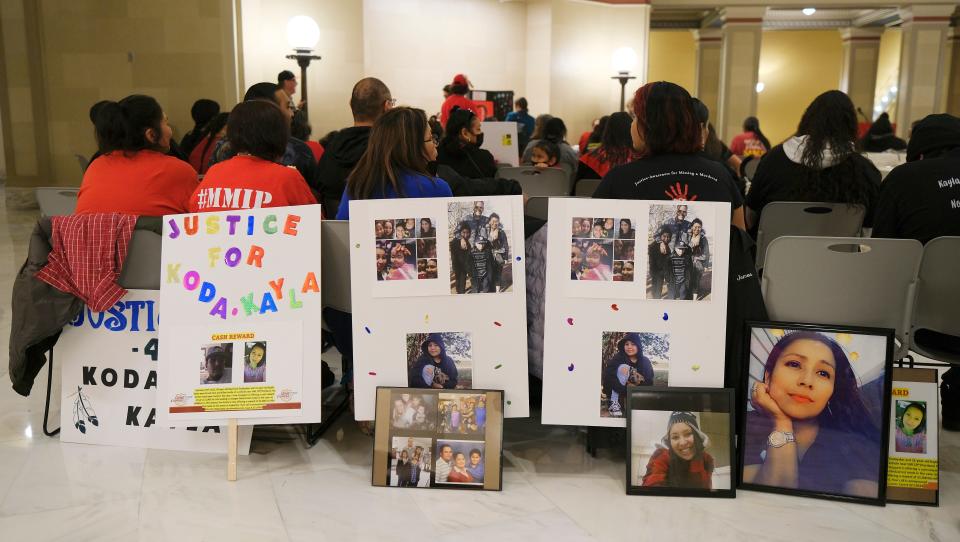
left=802, top=8, right=816, bottom=16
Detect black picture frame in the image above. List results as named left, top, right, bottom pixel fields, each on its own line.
left=738, top=321, right=894, bottom=506
left=626, top=387, right=736, bottom=498
left=371, top=386, right=505, bottom=491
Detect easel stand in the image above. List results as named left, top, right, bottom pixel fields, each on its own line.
left=227, top=418, right=238, bottom=481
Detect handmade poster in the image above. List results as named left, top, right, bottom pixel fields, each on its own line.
left=740, top=322, right=892, bottom=506
left=542, top=199, right=731, bottom=427
left=886, top=368, right=939, bottom=506
left=158, top=205, right=323, bottom=424
left=59, top=291, right=252, bottom=453
left=627, top=388, right=735, bottom=498
left=349, top=196, right=528, bottom=420
left=372, top=387, right=504, bottom=490
left=478, top=121, right=520, bottom=167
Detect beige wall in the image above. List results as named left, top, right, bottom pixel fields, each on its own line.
left=648, top=30, right=696, bottom=95
left=0, top=0, right=240, bottom=188
left=875, top=28, right=902, bottom=121
left=757, top=30, right=843, bottom=146
left=239, top=0, right=363, bottom=137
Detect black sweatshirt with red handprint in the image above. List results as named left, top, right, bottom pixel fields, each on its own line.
left=593, top=153, right=743, bottom=212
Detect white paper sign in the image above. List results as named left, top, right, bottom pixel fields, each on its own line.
left=480, top=121, right=520, bottom=167
left=350, top=196, right=529, bottom=420
left=59, top=291, right=252, bottom=453
left=158, top=206, right=323, bottom=425
left=542, top=199, right=731, bottom=427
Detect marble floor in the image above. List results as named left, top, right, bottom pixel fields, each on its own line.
left=0, top=187, right=958, bottom=541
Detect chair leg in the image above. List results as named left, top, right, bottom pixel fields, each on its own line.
left=43, top=349, right=60, bottom=437
left=302, top=391, right=352, bottom=448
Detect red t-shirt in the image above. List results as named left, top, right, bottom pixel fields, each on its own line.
left=188, top=135, right=221, bottom=174
left=729, top=131, right=767, bottom=158
left=76, top=150, right=197, bottom=216
left=440, top=95, right=475, bottom=127
left=306, top=140, right=324, bottom=163
left=188, top=155, right=317, bottom=212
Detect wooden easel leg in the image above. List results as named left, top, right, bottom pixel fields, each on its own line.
left=227, top=418, right=238, bottom=481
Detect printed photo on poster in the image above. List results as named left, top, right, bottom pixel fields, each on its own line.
left=391, top=392, right=438, bottom=431
left=439, top=393, right=487, bottom=435
left=448, top=200, right=513, bottom=294
left=894, top=400, right=927, bottom=454
left=374, top=217, right=437, bottom=281
left=243, top=341, right=267, bottom=383
left=646, top=204, right=713, bottom=300
left=740, top=323, right=892, bottom=504
left=406, top=332, right=473, bottom=390
left=200, top=343, right=233, bottom=384
left=571, top=217, right=635, bottom=281
left=435, top=440, right=485, bottom=486
left=389, top=436, right=433, bottom=487
left=600, top=332, right=669, bottom=418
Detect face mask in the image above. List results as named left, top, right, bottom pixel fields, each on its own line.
left=427, top=160, right=439, bottom=177
left=474, top=132, right=484, bottom=147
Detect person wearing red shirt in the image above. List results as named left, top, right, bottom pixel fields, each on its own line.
left=76, top=94, right=197, bottom=216
left=440, top=73, right=475, bottom=128
left=728, top=116, right=771, bottom=158
left=187, top=113, right=228, bottom=174
left=189, top=100, right=317, bottom=212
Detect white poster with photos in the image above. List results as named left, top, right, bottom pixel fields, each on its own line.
left=349, top=196, right=529, bottom=420
left=542, top=199, right=731, bottom=427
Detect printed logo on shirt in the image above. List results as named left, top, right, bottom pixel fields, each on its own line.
left=664, top=182, right=699, bottom=202
left=196, top=187, right=274, bottom=210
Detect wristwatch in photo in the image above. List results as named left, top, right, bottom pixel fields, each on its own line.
left=767, top=430, right=796, bottom=448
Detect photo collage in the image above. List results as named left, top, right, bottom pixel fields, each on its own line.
left=374, top=217, right=438, bottom=281
left=199, top=341, right=268, bottom=385
left=447, top=200, right=514, bottom=294
left=646, top=204, right=714, bottom=300
left=376, top=388, right=502, bottom=490
left=570, top=217, right=636, bottom=281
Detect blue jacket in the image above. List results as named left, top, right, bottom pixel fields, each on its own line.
left=410, top=333, right=459, bottom=389
left=335, top=171, right=452, bottom=219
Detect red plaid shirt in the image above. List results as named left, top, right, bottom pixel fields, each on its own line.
left=35, top=214, right=137, bottom=311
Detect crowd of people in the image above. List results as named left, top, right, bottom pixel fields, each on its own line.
left=70, top=70, right=960, bottom=429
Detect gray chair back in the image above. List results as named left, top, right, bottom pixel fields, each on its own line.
left=911, top=236, right=960, bottom=363
left=742, top=157, right=760, bottom=181
left=35, top=187, right=79, bottom=217
left=755, top=201, right=866, bottom=269
left=118, top=230, right=162, bottom=290
left=498, top=166, right=569, bottom=197
left=525, top=196, right=549, bottom=221
left=761, top=236, right=922, bottom=360
left=574, top=178, right=601, bottom=197
left=321, top=220, right=351, bottom=313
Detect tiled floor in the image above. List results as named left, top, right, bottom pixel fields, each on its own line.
left=0, top=187, right=957, bottom=541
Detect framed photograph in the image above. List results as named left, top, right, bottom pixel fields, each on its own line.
left=739, top=322, right=893, bottom=506
left=886, top=367, right=939, bottom=506
left=372, top=387, right=504, bottom=491
left=627, top=387, right=735, bottom=497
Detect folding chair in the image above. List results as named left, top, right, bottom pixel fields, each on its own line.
left=35, top=187, right=79, bottom=217
left=574, top=178, right=601, bottom=197
left=498, top=166, right=570, bottom=197
left=755, top=202, right=866, bottom=270
left=906, top=236, right=960, bottom=366
left=761, top=236, right=923, bottom=361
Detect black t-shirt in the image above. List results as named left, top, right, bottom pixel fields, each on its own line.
left=594, top=153, right=744, bottom=211
left=746, top=145, right=881, bottom=234
left=872, top=148, right=960, bottom=244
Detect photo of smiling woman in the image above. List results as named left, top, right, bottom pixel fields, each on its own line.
left=742, top=327, right=890, bottom=501
left=642, top=411, right=715, bottom=489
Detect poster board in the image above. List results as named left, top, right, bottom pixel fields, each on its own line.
left=59, top=291, right=252, bottom=453
left=887, top=367, right=939, bottom=505
left=349, top=196, right=529, bottom=420
left=479, top=122, right=520, bottom=167
left=541, top=199, right=731, bottom=427
left=157, top=205, right=323, bottom=425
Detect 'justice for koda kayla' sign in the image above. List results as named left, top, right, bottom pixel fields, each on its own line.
left=157, top=205, right=323, bottom=425
left=59, top=290, right=253, bottom=453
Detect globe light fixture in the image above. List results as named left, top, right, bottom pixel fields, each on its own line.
left=285, top=15, right=322, bottom=112
left=611, top=47, right=639, bottom=112
left=755, top=81, right=766, bottom=93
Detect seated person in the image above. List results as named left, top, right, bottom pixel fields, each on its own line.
left=76, top=95, right=197, bottom=216
left=438, top=107, right=498, bottom=179
left=528, top=140, right=560, bottom=169
left=189, top=100, right=317, bottom=212
left=859, top=112, right=906, bottom=153
left=576, top=112, right=641, bottom=180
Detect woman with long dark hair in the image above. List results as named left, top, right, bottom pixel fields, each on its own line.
left=336, top=107, right=452, bottom=219
left=76, top=94, right=197, bottom=215
left=188, top=112, right=229, bottom=174
left=437, top=107, right=498, bottom=179
left=642, top=411, right=716, bottom=489
left=593, top=82, right=746, bottom=229
left=730, top=116, right=771, bottom=158
left=743, top=331, right=882, bottom=497
left=577, top=112, right=642, bottom=181
left=745, top=90, right=881, bottom=235
left=522, top=117, right=579, bottom=174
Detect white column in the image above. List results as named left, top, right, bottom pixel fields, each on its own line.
left=895, top=5, right=954, bottom=137
left=717, top=7, right=765, bottom=143
left=839, top=27, right=883, bottom=120
left=947, top=28, right=960, bottom=116
left=693, top=28, right=723, bottom=121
